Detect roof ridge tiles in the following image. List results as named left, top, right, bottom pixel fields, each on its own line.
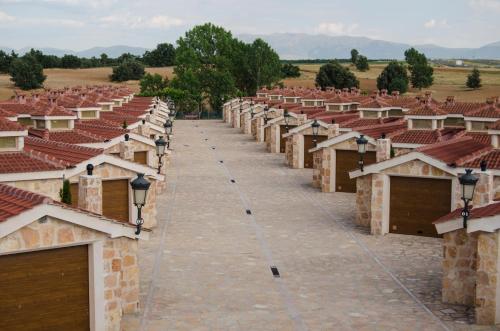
left=23, top=149, right=70, bottom=169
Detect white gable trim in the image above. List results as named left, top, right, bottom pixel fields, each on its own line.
left=349, top=151, right=458, bottom=179
left=64, top=154, right=163, bottom=180
left=0, top=204, right=148, bottom=240
left=283, top=119, right=329, bottom=138
left=392, top=143, right=424, bottom=149
left=436, top=215, right=500, bottom=235
left=309, top=131, right=376, bottom=153
left=0, top=170, right=64, bottom=182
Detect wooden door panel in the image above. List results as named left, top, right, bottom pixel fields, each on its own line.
left=102, top=179, right=129, bottom=223
left=0, top=245, right=90, bottom=331
left=304, top=135, right=328, bottom=168
left=335, top=150, right=376, bottom=193
left=134, top=151, right=148, bottom=165
left=389, top=176, right=451, bottom=237
left=280, top=125, right=296, bottom=153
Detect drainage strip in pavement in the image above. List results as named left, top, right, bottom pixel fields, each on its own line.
left=273, top=165, right=451, bottom=331
left=203, top=136, right=308, bottom=331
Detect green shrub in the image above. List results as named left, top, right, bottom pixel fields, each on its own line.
left=110, top=59, right=145, bottom=82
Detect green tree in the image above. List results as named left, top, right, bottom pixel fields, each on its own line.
left=174, top=23, right=237, bottom=114
left=246, top=38, right=282, bottom=93
left=0, top=50, right=17, bottom=73
left=139, top=73, right=169, bottom=95
left=110, top=59, right=145, bottom=82
left=376, top=61, right=409, bottom=94
left=142, top=43, right=176, bottom=67
left=281, top=63, right=301, bottom=78
left=355, top=55, right=369, bottom=72
left=404, top=47, right=433, bottom=89
left=350, top=49, right=359, bottom=65
left=9, top=55, right=46, bottom=90
left=315, top=61, right=359, bottom=90
left=60, top=54, right=81, bottom=68
left=59, top=179, right=72, bottom=205
left=100, top=53, right=110, bottom=66
left=466, top=67, right=481, bottom=89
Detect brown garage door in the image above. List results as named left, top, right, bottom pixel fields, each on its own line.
left=103, top=179, right=129, bottom=223
left=264, top=126, right=271, bottom=143
left=390, top=176, right=452, bottom=237
left=279, top=125, right=296, bottom=153
left=335, top=150, right=376, bottom=193
left=251, top=120, right=257, bottom=137
left=70, top=182, right=79, bottom=208
left=0, top=245, right=90, bottom=331
left=134, top=151, right=148, bottom=165
left=304, top=135, right=328, bottom=168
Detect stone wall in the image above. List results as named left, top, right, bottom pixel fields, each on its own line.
left=285, top=136, right=293, bottom=166
left=4, top=178, right=62, bottom=200
left=312, top=150, right=322, bottom=188
left=69, top=163, right=158, bottom=229
left=356, top=175, right=372, bottom=227
left=442, top=229, right=478, bottom=305
left=393, top=148, right=413, bottom=157
left=370, top=173, right=387, bottom=235
left=106, top=140, right=157, bottom=168
left=475, top=231, right=499, bottom=324
left=0, top=217, right=140, bottom=331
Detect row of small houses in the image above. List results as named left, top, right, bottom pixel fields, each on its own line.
left=0, top=86, right=175, bottom=331
left=224, top=87, right=500, bottom=325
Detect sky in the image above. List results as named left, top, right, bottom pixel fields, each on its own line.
left=0, top=0, right=499, bottom=50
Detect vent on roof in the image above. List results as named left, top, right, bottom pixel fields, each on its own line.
left=270, top=266, right=280, bottom=277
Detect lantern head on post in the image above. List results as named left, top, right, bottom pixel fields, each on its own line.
left=284, top=109, right=291, bottom=130
left=130, top=173, right=151, bottom=235
left=250, top=101, right=255, bottom=118
left=164, top=119, right=173, bottom=135
left=311, top=119, right=320, bottom=145
left=459, top=169, right=479, bottom=228
left=263, top=105, right=269, bottom=124
left=356, top=134, right=368, bottom=171
left=155, top=136, right=167, bottom=174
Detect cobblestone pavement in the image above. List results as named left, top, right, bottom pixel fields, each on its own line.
left=122, top=120, right=499, bottom=331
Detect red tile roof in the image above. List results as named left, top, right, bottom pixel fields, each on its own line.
left=357, top=122, right=408, bottom=139
left=0, top=183, right=51, bottom=222
left=465, top=132, right=492, bottom=145
left=0, top=103, right=34, bottom=115
left=461, top=149, right=500, bottom=170
left=359, top=98, right=392, bottom=109
left=74, top=122, right=128, bottom=140
left=0, top=116, right=25, bottom=131
left=31, top=104, right=75, bottom=117
left=340, top=117, right=401, bottom=129
left=24, top=136, right=103, bottom=166
left=416, top=136, right=492, bottom=166
left=406, top=104, right=447, bottom=116
left=466, top=106, right=500, bottom=118
left=324, top=95, right=353, bottom=104
left=0, top=151, right=65, bottom=174
left=28, top=128, right=104, bottom=144
left=439, top=101, right=486, bottom=115
left=435, top=201, right=500, bottom=224
left=392, top=128, right=464, bottom=145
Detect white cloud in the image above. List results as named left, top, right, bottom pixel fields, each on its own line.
left=424, top=18, right=449, bottom=29
left=469, top=0, right=500, bottom=11
left=0, top=0, right=117, bottom=8
left=25, top=18, right=85, bottom=27
left=424, top=19, right=436, bottom=28
left=99, top=13, right=184, bottom=29
left=315, top=22, right=358, bottom=35
left=0, top=10, right=15, bottom=23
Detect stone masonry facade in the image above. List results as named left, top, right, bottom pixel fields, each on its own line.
left=0, top=217, right=140, bottom=331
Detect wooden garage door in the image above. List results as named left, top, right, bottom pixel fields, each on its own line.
left=251, top=120, right=257, bottom=137
left=0, top=245, right=90, bottom=331
left=280, top=125, right=296, bottom=153
left=264, top=126, right=271, bottom=143
left=335, top=150, right=377, bottom=193
left=390, top=176, right=452, bottom=237
left=103, top=179, right=129, bottom=223
left=304, top=135, right=328, bottom=168
left=70, top=182, right=79, bottom=208
left=134, top=151, right=148, bottom=165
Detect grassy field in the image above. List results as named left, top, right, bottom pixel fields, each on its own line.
left=283, top=63, right=500, bottom=102
left=0, top=64, right=498, bottom=103
left=0, top=67, right=175, bottom=101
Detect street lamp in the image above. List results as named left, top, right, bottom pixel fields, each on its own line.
left=356, top=134, right=368, bottom=171
left=155, top=136, right=167, bottom=174
left=459, top=169, right=479, bottom=228
left=311, top=119, right=320, bottom=145
left=164, top=119, right=173, bottom=135
left=263, top=105, right=269, bottom=124
left=130, top=173, right=151, bottom=235
left=250, top=101, right=255, bottom=118
left=284, top=109, right=291, bottom=131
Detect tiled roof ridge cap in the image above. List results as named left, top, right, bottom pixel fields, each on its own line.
left=23, top=149, right=70, bottom=169
left=25, top=136, right=104, bottom=154
left=0, top=183, right=52, bottom=207
left=455, top=145, right=495, bottom=167
left=416, top=136, right=474, bottom=152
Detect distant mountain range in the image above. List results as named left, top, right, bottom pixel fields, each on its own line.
left=238, top=33, right=500, bottom=60
left=2, top=34, right=500, bottom=60
left=0, top=45, right=149, bottom=58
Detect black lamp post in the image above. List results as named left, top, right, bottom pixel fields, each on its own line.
left=155, top=136, right=167, bottom=174
left=459, top=169, right=479, bottom=228
left=356, top=134, right=368, bottom=171
left=311, top=119, right=320, bottom=146
left=250, top=101, right=255, bottom=118
left=284, top=109, right=291, bottom=131
left=164, top=119, right=173, bottom=149
left=130, top=173, right=151, bottom=235
left=263, top=105, right=269, bottom=124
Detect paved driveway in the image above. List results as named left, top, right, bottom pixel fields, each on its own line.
left=122, top=120, right=497, bottom=331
